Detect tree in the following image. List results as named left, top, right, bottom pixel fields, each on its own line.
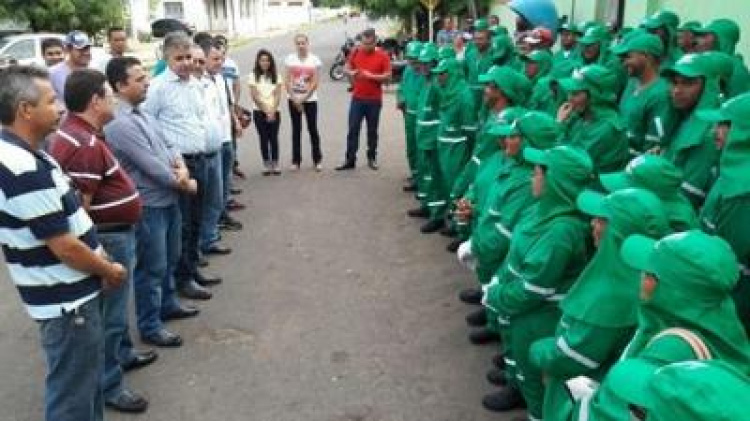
left=0, top=0, right=123, bottom=35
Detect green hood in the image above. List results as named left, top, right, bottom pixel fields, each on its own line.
left=562, top=188, right=670, bottom=327
left=522, top=49, right=553, bottom=84
left=524, top=145, right=594, bottom=224
left=433, top=58, right=467, bottom=107
left=418, top=42, right=439, bottom=63
left=620, top=230, right=750, bottom=372
left=641, top=10, right=680, bottom=61
left=478, top=65, right=532, bottom=107
left=578, top=25, right=613, bottom=65
left=490, top=110, right=560, bottom=163
left=559, top=64, right=619, bottom=106
left=491, top=34, right=515, bottom=64
left=695, top=18, right=740, bottom=55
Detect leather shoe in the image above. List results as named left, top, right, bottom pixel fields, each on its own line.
left=226, top=199, right=246, bottom=211
left=179, top=280, right=212, bottom=300
left=219, top=216, right=243, bottom=231
left=420, top=219, right=444, bottom=234
left=440, top=225, right=457, bottom=237
left=122, top=349, right=158, bottom=372
left=198, top=257, right=209, bottom=267
left=465, top=308, right=487, bottom=327
left=367, top=159, right=379, bottom=170
left=162, top=305, right=200, bottom=321
left=196, top=272, right=223, bottom=286
left=459, top=287, right=483, bottom=305
left=446, top=239, right=462, bottom=253
left=492, top=353, right=506, bottom=369
left=105, top=388, right=149, bottom=413
left=204, top=244, right=232, bottom=255
left=402, top=183, right=416, bottom=192
left=230, top=187, right=243, bottom=195
left=482, top=386, right=527, bottom=412
left=486, top=368, right=508, bottom=386
left=407, top=207, right=429, bottom=218
left=335, top=161, right=356, bottom=171
left=142, top=329, right=183, bottom=347
left=469, top=327, right=501, bottom=345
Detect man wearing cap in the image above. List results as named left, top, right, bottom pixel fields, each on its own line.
left=698, top=92, right=750, bottom=336
left=693, top=18, right=750, bottom=98
left=576, top=230, right=750, bottom=421
left=464, top=18, right=495, bottom=110
left=397, top=41, right=424, bottom=191
left=49, top=30, right=92, bottom=108
left=613, top=30, right=676, bottom=156
left=600, top=155, right=698, bottom=232
left=577, top=24, right=627, bottom=94
left=522, top=49, right=561, bottom=116
left=676, top=21, right=701, bottom=56
left=551, top=23, right=581, bottom=78
left=528, top=188, right=670, bottom=421
left=661, top=53, right=722, bottom=208
left=557, top=64, right=629, bottom=176
left=640, top=10, right=682, bottom=67
left=482, top=145, right=593, bottom=415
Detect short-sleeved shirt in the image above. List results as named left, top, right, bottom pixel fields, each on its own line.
left=248, top=74, right=283, bottom=111
left=48, top=61, right=74, bottom=108
left=0, top=129, right=102, bottom=320
left=284, top=53, right=322, bottom=102
left=48, top=114, right=142, bottom=225
left=348, top=47, right=392, bottom=102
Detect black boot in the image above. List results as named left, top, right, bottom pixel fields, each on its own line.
left=440, top=225, right=457, bottom=237
left=407, top=207, right=429, bottom=218
left=465, top=308, right=487, bottom=327
left=469, top=327, right=501, bottom=345
left=482, top=386, right=527, bottom=412
left=459, top=287, right=483, bottom=305
left=486, top=368, right=508, bottom=386
left=446, top=239, right=462, bottom=253
left=420, top=219, right=444, bottom=234
left=492, top=353, right=507, bottom=369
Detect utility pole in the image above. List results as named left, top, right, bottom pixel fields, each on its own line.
left=420, top=0, right=440, bottom=42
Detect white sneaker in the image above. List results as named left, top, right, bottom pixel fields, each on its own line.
left=314, top=163, right=323, bottom=172
left=290, top=164, right=300, bottom=171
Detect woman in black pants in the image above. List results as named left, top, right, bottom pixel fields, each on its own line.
left=249, top=49, right=283, bottom=175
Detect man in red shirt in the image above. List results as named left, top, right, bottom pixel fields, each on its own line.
left=48, top=69, right=155, bottom=414
left=336, top=28, right=392, bottom=171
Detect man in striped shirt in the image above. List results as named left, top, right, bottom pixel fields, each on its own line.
left=47, top=69, right=153, bottom=414
left=0, top=66, right=125, bottom=421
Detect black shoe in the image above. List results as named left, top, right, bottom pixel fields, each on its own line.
left=196, top=272, right=223, bottom=287
left=446, top=239, right=462, bottom=253
left=335, top=161, right=356, bottom=171
left=469, top=327, right=501, bottom=345
left=402, top=183, right=416, bottom=192
left=486, top=368, right=508, bottom=386
left=121, top=349, right=158, bottom=372
left=198, top=257, right=209, bottom=268
left=204, top=244, right=232, bottom=255
left=142, top=329, right=183, bottom=347
left=440, top=225, right=457, bottom=237
left=162, top=305, right=200, bottom=321
left=367, top=159, right=379, bottom=170
left=420, top=219, right=444, bottom=234
left=219, top=216, right=243, bottom=231
left=407, top=207, right=429, bottom=218
left=459, top=287, right=483, bottom=305
left=466, top=308, right=487, bottom=327
left=492, top=353, right=506, bottom=369
left=230, top=187, right=243, bottom=195
left=105, top=388, right=149, bottom=413
left=179, top=280, right=212, bottom=300
left=482, top=386, right=527, bottom=412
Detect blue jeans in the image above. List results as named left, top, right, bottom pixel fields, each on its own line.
left=345, top=98, right=382, bottom=163
left=98, top=229, right=137, bottom=400
left=176, top=155, right=206, bottom=285
left=134, top=204, right=182, bottom=337
left=40, top=295, right=104, bottom=421
left=221, top=142, right=234, bottom=207
left=200, top=151, right=224, bottom=251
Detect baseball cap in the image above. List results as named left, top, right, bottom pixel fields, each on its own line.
left=611, top=31, right=664, bottom=57
left=600, top=155, right=683, bottom=197
left=64, top=30, right=92, bottom=49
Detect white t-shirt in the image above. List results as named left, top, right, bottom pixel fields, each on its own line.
left=283, top=53, right=322, bottom=102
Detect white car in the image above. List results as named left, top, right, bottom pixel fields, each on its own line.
left=0, top=32, right=106, bottom=67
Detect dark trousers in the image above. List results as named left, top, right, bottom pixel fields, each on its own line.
left=345, top=97, right=382, bottom=163
left=254, top=110, right=280, bottom=163
left=289, top=100, right=322, bottom=165
left=175, top=154, right=206, bottom=286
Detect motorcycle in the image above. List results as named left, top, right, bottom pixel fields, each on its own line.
left=329, top=36, right=355, bottom=81
left=329, top=34, right=407, bottom=83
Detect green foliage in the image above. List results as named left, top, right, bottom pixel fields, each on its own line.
left=0, top=0, right=124, bottom=34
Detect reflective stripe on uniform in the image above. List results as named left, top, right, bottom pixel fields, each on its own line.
left=524, top=281, right=556, bottom=296
left=556, top=337, right=600, bottom=369
left=488, top=208, right=501, bottom=217
left=471, top=156, right=481, bottom=165
left=681, top=181, right=706, bottom=198
left=654, top=116, right=664, bottom=137
left=427, top=200, right=446, bottom=207
left=702, top=217, right=716, bottom=230
left=417, top=120, right=440, bottom=126
left=494, top=222, right=512, bottom=239
left=438, top=136, right=467, bottom=143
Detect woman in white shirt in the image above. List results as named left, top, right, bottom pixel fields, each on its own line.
left=249, top=49, right=284, bottom=175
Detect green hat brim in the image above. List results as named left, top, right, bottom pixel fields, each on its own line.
left=478, top=73, right=494, bottom=84
left=661, top=65, right=704, bottom=79
left=621, top=234, right=658, bottom=272
left=577, top=190, right=610, bottom=218
left=431, top=63, right=450, bottom=74
left=607, top=359, right=661, bottom=409
left=523, top=147, right=548, bottom=166
left=578, top=36, right=600, bottom=45
left=559, top=77, right=587, bottom=93
left=487, top=123, right=518, bottom=137
left=696, top=108, right=730, bottom=123
left=600, top=172, right=634, bottom=192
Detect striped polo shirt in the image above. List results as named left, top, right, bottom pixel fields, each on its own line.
left=0, top=129, right=102, bottom=320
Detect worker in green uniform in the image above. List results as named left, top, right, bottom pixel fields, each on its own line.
left=481, top=145, right=593, bottom=416
left=640, top=10, right=682, bottom=67
left=577, top=24, right=627, bottom=95
left=612, top=31, right=676, bottom=156
left=397, top=41, right=423, bottom=191
left=600, top=155, right=698, bottom=232
left=528, top=188, right=670, bottom=421
left=608, top=360, right=750, bottom=421
left=698, top=92, right=750, bottom=336
left=423, top=58, right=477, bottom=234
left=551, top=22, right=582, bottom=78
left=661, top=53, right=722, bottom=208
left=521, top=49, right=559, bottom=117
left=676, top=20, right=701, bottom=56
left=693, top=18, right=750, bottom=98
left=575, top=229, right=750, bottom=421
left=464, top=18, right=496, bottom=110
left=557, top=64, right=630, bottom=177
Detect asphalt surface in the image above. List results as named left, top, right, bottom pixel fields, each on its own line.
left=0, top=19, right=522, bottom=421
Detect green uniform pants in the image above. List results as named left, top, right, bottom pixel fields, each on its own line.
left=404, top=111, right=418, bottom=177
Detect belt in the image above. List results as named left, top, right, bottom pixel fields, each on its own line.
left=182, top=153, right=205, bottom=161
left=96, top=223, right=134, bottom=234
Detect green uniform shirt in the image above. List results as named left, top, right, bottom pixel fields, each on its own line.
left=619, top=77, right=676, bottom=155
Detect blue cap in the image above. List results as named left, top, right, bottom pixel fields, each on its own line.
left=64, top=31, right=92, bottom=49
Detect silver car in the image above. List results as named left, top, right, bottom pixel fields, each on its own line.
left=0, top=32, right=105, bottom=66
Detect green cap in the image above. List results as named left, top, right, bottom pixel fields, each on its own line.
left=578, top=25, right=611, bottom=45
left=490, top=25, right=509, bottom=36
left=697, top=92, right=750, bottom=139
left=431, top=57, right=458, bottom=74
left=523, top=145, right=594, bottom=182
left=559, top=64, right=618, bottom=102
left=641, top=10, right=680, bottom=31
left=577, top=188, right=667, bottom=236
left=558, top=22, right=581, bottom=35
left=521, top=49, right=553, bottom=63
left=611, top=31, right=664, bottom=57
left=491, top=34, right=515, bottom=61
left=438, top=45, right=456, bottom=60
left=678, top=20, right=701, bottom=32
left=478, top=66, right=531, bottom=105
left=474, top=18, right=490, bottom=32
left=693, top=18, right=740, bottom=42
left=405, top=41, right=423, bottom=59
left=418, top=43, right=439, bottom=63
left=661, top=53, right=712, bottom=79
left=620, top=230, right=739, bottom=293
left=600, top=155, right=683, bottom=198
left=488, top=111, right=560, bottom=148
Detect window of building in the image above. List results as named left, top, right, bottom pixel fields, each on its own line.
left=164, top=1, right=185, bottom=19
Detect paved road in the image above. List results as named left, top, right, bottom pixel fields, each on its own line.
left=0, top=19, right=522, bottom=421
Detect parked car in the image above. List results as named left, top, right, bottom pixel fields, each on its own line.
left=0, top=32, right=106, bottom=67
